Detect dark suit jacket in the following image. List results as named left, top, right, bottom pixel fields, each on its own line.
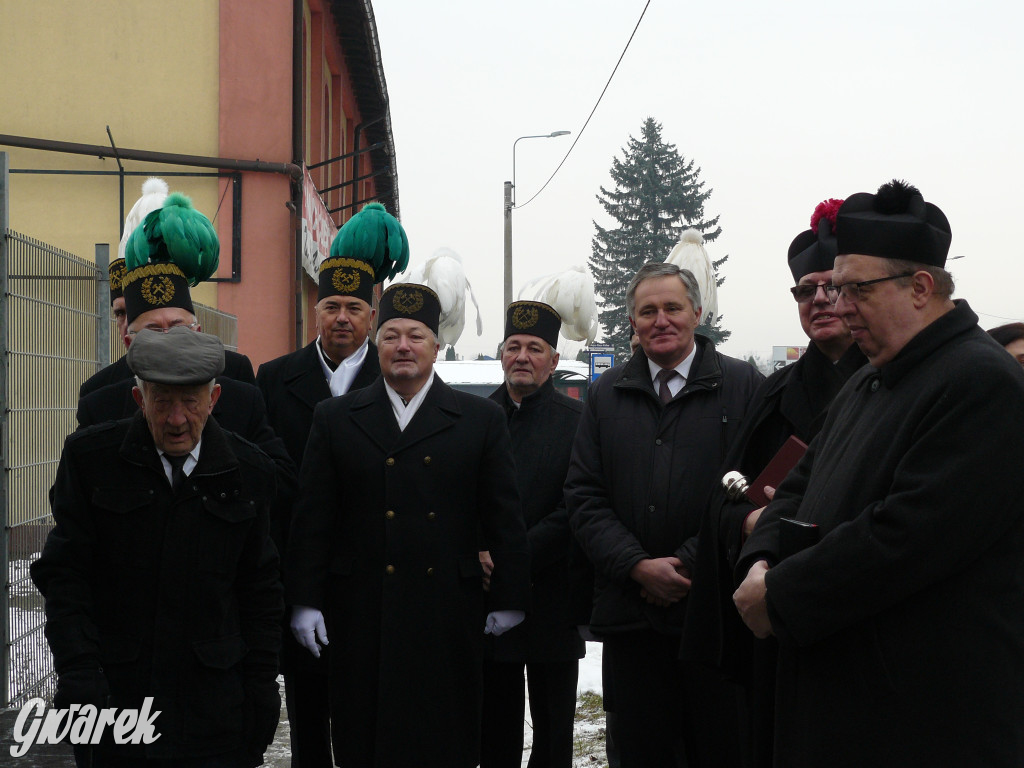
left=255, top=339, right=381, bottom=468
left=286, top=375, right=530, bottom=768
left=78, top=350, right=255, bottom=398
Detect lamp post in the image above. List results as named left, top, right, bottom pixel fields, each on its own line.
left=503, top=130, right=571, bottom=309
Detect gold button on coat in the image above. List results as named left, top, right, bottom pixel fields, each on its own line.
left=427, top=512, right=436, bottom=521
left=426, top=568, right=434, bottom=576
left=423, top=456, right=432, bottom=465
left=386, top=457, right=395, bottom=467
left=385, top=565, right=395, bottom=575
left=385, top=510, right=395, bottom=520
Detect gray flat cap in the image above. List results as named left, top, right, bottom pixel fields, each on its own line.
left=127, top=327, right=225, bottom=385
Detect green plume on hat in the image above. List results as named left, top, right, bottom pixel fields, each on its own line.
left=330, top=202, right=409, bottom=283
left=124, top=192, right=219, bottom=285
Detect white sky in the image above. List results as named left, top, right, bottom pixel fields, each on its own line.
left=372, top=0, right=1023, bottom=362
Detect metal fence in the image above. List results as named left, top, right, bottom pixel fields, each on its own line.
left=2, top=229, right=95, bottom=708
left=1, top=212, right=239, bottom=709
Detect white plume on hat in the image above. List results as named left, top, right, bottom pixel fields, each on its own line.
left=404, top=247, right=482, bottom=347
left=118, top=177, right=170, bottom=261
left=664, top=228, right=718, bottom=325
left=517, top=265, right=598, bottom=345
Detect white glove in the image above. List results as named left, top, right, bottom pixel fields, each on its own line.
left=484, top=610, right=525, bottom=636
left=291, top=605, right=329, bottom=658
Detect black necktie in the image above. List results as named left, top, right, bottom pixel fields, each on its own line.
left=166, top=454, right=187, bottom=492
left=656, top=368, right=678, bottom=404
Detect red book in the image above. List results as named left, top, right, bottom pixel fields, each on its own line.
left=747, top=435, right=808, bottom=507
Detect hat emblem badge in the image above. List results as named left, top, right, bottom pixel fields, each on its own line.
left=511, top=305, right=539, bottom=329
left=141, top=276, right=175, bottom=306
left=333, top=268, right=361, bottom=294
left=392, top=289, right=424, bottom=314
left=109, top=262, right=126, bottom=289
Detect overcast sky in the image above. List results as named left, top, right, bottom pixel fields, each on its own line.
left=372, top=0, right=1023, bottom=362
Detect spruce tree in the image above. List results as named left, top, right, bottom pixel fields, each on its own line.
left=590, top=117, right=727, bottom=358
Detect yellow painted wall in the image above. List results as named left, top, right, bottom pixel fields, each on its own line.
left=1, top=0, right=221, bottom=307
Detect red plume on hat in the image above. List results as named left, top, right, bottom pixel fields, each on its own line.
left=810, top=198, right=843, bottom=235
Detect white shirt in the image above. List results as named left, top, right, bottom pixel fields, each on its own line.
left=384, top=372, right=436, bottom=431
left=159, top=439, right=201, bottom=486
left=316, top=337, right=370, bottom=397
left=647, top=344, right=697, bottom=399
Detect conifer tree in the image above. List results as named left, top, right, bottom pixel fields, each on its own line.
left=590, top=118, right=728, bottom=358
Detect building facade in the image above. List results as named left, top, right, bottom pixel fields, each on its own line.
left=1, top=0, right=398, bottom=366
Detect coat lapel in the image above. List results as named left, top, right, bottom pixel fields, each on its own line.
left=390, top=376, right=460, bottom=454
left=284, top=342, right=332, bottom=411
left=350, top=377, right=402, bottom=453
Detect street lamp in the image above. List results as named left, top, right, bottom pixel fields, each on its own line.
left=503, top=130, right=571, bottom=309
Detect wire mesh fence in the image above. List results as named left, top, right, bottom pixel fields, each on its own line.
left=1, top=228, right=238, bottom=708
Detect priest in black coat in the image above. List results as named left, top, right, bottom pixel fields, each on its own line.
left=286, top=283, right=531, bottom=768
left=734, top=181, right=1024, bottom=767
left=681, top=198, right=866, bottom=767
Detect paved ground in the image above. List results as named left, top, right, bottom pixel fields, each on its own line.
left=3, top=645, right=606, bottom=767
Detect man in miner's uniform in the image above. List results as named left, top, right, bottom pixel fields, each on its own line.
left=286, top=282, right=531, bottom=768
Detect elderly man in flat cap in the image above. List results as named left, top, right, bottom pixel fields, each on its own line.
left=479, top=301, right=586, bottom=768
left=734, top=180, right=1024, bottom=767
left=32, top=328, right=283, bottom=768
left=286, top=283, right=530, bottom=768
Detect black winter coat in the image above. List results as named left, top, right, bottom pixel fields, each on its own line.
left=739, top=301, right=1024, bottom=767
left=681, top=342, right=866, bottom=677
left=486, top=378, right=585, bottom=663
left=31, top=414, right=283, bottom=761
left=75, top=375, right=298, bottom=551
left=565, top=338, right=762, bottom=635
left=255, top=339, right=380, bottom=674
left=255, top=339, right=381, bottom=468
left=286, top=375, right=531, bottom=768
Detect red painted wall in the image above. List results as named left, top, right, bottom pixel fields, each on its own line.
left=217, top=0, right=379, bottom=368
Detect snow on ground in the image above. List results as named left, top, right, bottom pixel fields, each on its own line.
left=577, top=641, right=603, bottom=695
left=8, top=556, right=610, bottom=768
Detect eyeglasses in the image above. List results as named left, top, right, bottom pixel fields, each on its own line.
left=789, top=283, right=831, bottom=304
left=128, top=320, right=199, bottom=336
left=825, top=273, right=914, bottom=305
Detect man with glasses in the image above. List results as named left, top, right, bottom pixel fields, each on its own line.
left=733, top=180, right=1024, bottom=767
left=682, top=198, right=866, bottom=767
